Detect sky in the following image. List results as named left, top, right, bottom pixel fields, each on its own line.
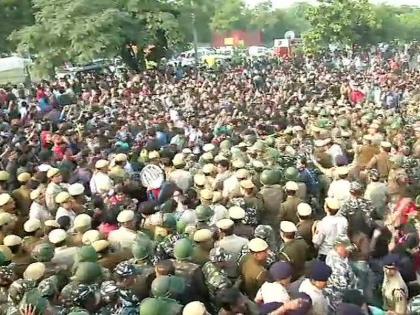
left=246, top=0, right=420, bottom=8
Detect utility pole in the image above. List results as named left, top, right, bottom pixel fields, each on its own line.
left=191, top=0, right=199, bottom=78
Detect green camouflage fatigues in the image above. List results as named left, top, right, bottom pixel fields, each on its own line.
left=154, top=233, right=183, bottom=262
left=202, top=261, right=232, bottom=299
left=340, top=197, right=375, bottom=235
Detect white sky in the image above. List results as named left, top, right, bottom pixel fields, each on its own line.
left=246, top=0, right=420, bottom=8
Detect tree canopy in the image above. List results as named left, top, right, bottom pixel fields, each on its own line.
left=0, top=0, right=418, bottom=72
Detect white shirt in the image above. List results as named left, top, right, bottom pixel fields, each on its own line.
left=90, top=172, right=113, bottom=195
left=299, top=278, right=328, bottom=315
left=55, top=207, right=76, bottom=227
left=327, top=179, right=351, bottom=207
left=29, top=202, right=52, bottom=223
left=312, top=215, right=348, bottom=255
left=255, top=282, right=290, bottom=304
left=108, top=226, right=137, bottom=250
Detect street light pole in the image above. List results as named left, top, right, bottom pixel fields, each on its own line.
left=191, top=0, right=199, bottom=78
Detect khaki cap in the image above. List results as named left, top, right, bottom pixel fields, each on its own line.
left=202, top=164, right=215, bottom=174
left=240, top=179, right=255, bottom=189
left=182, top=148, right=192, bottom=155
left=3, top=235, right=22, bottom=246
left=68, top=183, right=85, bottom=196
left=173, top=154, right=185, bottom=166
left=24, top=219, right=41, bottom=233
left=232, top=159, right=245, bottom=169
left=148, top=151, right=160, bottom=160
left=229, top=206, right=245, bottom=220
left=74, top=214, right=92, bottom=229
left=117, top=210, right=135, bottom=223
left=363, top=134, right=373, bottom=141
left=325, top=197, right=340, bottom=210
left=236, top=169, right=249, bottom=180
left=0, top=212, right=13, bottom=226
left=0, top=171, right=10, bottom=181
left=200, top=189, right=214, bottom=200
left=44, top=220, right=60, bottom=228
left=201, top=152, right=213, bottom=161
left=193, top=229, right=213, bottom=242
left=55, top=191, right=71, bottom=204
left=297, top=203, right=312, bottom=216
left=92, top=239, right=109, bottom=252
left=182, top=301, right=207, bottom=315
left=216, top=218, right=234, bottom=230
left=48, top=229, right=67, bottom=244
left=30, top=189, right=41, bottom=200
left=203, top=143, right=216, bottom=152
left=47, top=168, right=60, bottom=179
left=285, top=181, right=298, bottom=191
left=381, top=141, right=392, bottom=148
left=82, top=230, right=101, bottom=245
left=248, top=238, right=268, bottom=252
left=17, top=172, right=31, bottom=183
left=23, top=262, right=46, bottom=281
left=194, top=174, right=206, bottom=186
left=280, top=221, right=297, bottom=233
left=0, top=193, right=12, bottom=206
left=114, top=153, right=128, bottom=162
left=95, top=159, right=109, bottom=169
left=214, top=154, right=227, bottom=163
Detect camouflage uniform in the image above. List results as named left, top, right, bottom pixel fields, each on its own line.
left=202, top=247, right=232, bottom=300
left=324, top=249, right=356, bottom=312
left=154, top=233, right=183, bottom=262
left=6, top=279, right=37, bottom=315
left=340, top=195, right=375, bottom=235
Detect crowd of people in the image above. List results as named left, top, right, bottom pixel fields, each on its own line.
left=0, top=45, right=418, bottom=315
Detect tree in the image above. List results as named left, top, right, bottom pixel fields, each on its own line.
left=303, top=0, right=379, bottom=53
left=10, top=0, right=182, bottom=75
left=210, top=0, right=251, bottom=33
left=0, top=0, right=34, bottom=54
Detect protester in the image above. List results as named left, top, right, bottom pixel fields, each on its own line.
left=0, top=45, right=419, bottom=315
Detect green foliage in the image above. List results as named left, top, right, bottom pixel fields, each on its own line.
left=211, top=0, right=251, bottom=32
left=0, top=0, right=34, bottom=53
left=10, top=0, right=181, bottom=74
left=303, top=0, right=379, bottom=52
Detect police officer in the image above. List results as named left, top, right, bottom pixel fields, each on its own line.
left=191, top=229, right=213, bottom=266
left=194, top=205, right=215, bottom=231
left=155, top=213, right=183, bottom=261
left=108, top=210, right=137, bottom=251
left=70, top=214, right=92, bottom=247
left=278, top=181, right=302, bottom=225
left=171, top=238, right=208, bottom=303
left=278, top=221, right=309, bottom=281
left=11, top=172, right=32, bottom=216
left=259, top=170, right=283, bottom=229
left=22, top=218, right=43, bottom=254
left=215, top=218, right=249, bottom=263
left=296, top=203, right=316, bottom=259
left=202, top=247, right=233, bottom=310
left=239, top=238, right=268, bottom=299
left=228, top=206, right=254, bottom=239
left=108, top=153, right=128, bottom=183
